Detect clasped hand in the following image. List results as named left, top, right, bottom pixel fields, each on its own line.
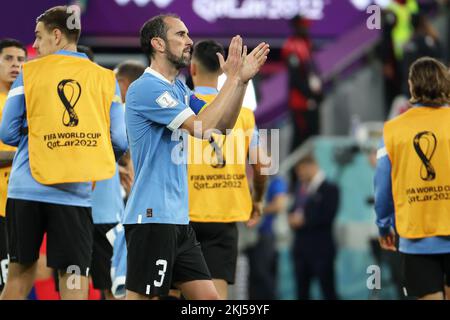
left=217, top=35, right=270, bottom=84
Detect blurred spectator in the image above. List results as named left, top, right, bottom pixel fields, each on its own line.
left=388, top=0, right=419, bottom=60
left=388, top=95, right=411, bottom=119
left=115, top=60, right=146, bottom=103
left=401, top=13, right=442, bottom=95
left=379, top=9, right=402, bottom=116
left=379, top=0, right=418, bottom=116
left=281, top=15, right=322, bottom=152
left=247, top=176, right=288, bottom=300
left=288, top=155, right=339, bottom=300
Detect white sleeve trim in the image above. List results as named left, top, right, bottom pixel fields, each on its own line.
left=167, top=108, right=195, bottom=131
left=105, top=228, right=116, bottom=246
left=377, top=147, right=387, bottom=159
left=7, top=86, right=24, bottom=99
left=111, top=276, right=127, bottom=299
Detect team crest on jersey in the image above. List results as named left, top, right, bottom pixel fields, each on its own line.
left=156, top=91, right=178, bottom=108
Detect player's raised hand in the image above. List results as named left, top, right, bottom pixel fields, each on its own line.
left=217, top=35, right=244, bottom=79
left=239, top=42, right=270, bottom=83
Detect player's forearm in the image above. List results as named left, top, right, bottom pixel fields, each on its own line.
left=118, top=149, right=131, bottom=166
left=215, top=79, right=248, bottom=132
left=0, top=111, right=24, bottom=147
left=110, top=103, right=128, bottom=160
left=374, top=144, right=395, bottom=235
left=0, top=151, right=15, bottom=167
left=252, top=168, right=268, bottom=203
left=196, top=76, right=247, bottom=133
left=0, top=160, right=13, bottom=168
left=0, top=151, right=15, bottom=161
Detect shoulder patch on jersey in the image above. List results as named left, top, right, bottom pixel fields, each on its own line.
left=156, top=91, right=178, bottom=109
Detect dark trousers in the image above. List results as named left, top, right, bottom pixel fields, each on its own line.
left=247, top=234, right=278, bottom=300
left=293, top=250, right=337, bottom=300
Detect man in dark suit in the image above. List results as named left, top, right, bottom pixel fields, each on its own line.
left=289, top=154, right=339, bottom=300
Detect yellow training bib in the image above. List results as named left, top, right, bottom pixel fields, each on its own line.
left=0, top=92, right=16, bottom=216
left=23, top=54, right=117, bottom=185
left=188, top=93, right=255, bottom=222
left=384, top=107, right=450, bottom=238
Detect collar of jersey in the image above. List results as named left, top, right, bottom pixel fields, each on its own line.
left=412, top=103, right=449, bottom=108
left=194, top=86, right=218, bottom=95
left=55, top=50, right=88, bottom=59
left=145, top=67, right=174, bottom=85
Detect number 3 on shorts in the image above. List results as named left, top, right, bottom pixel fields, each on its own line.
left=154, top=259, right=167, bottom=287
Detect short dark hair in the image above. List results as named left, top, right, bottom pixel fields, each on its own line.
left=77, top=45, right=94, bottom=61
left=116, top=60, right=146, bottom=83
left=140, top=13, right=179, bottom=61
left=409, top=57, right=450, bottom=106
left=192, top=40, right=224, bottom=73
left=0, top=38, right=27, bottom=56
left=37, top=6, right=81, bottom=43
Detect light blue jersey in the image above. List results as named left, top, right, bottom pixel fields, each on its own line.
left=0, top=50, right=128, bottom=207
left=92, top=165, right=124, bottom=224
left=122, top=67, right=205, bottom=225
left=374, top=137, right=450, bottom=254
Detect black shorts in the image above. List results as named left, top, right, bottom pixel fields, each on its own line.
left=5, top=198, right=93, bottom=274
left=190, top=222, right=238, bottom=284
left=0, top=216, right=8, bottom=291
left=125, top=223, right=211, bottom=297
left=402, top=253, right=450, bottom=298
left=91, top=223, right=117, bottom=291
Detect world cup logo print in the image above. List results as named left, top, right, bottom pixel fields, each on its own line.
left=413, top=131, right=437, bottom=181
left=209, top=136, right=226, bottom=169
left=57, top=79, right=81, bottom=127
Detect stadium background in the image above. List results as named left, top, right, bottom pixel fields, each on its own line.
left=1, top=0, right=449, bottom=300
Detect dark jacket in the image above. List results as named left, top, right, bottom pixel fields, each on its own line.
left=292, top=180, right=339, bottom=257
